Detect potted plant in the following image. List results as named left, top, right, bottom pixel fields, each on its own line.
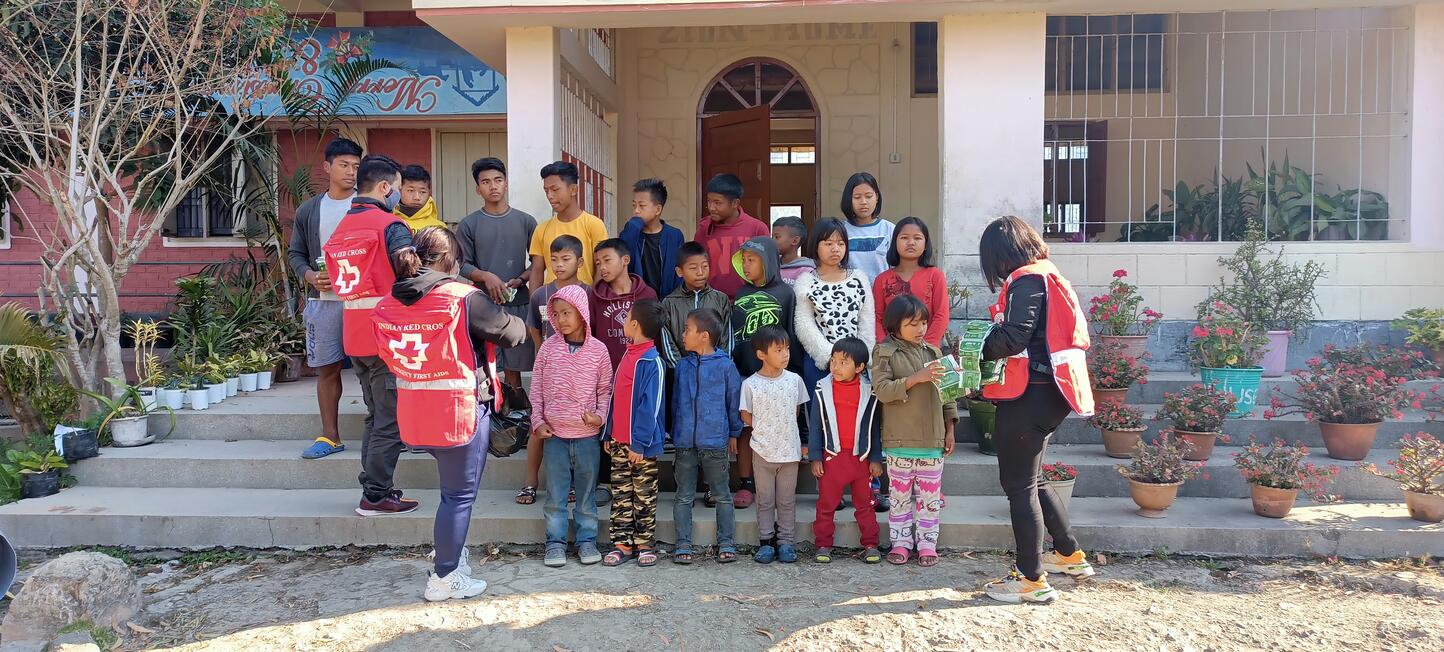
left=1154, top=384, right=1237, bottom=461
left=223, top=354, right=242, bottom=397
left=238, top=351, right=264, bottom=393
left=272, top=317, right=306, bottom=383
left=1116, top=431, right=1203, bottom=518
left=1232, top=437, right=1340, bottom=518
left=1041, top=461, right=1078, bottom=509
left=1361, top=432, right=1444, bottom=522
left=257, top=350, right=281, bottom=390
left=54, top=415, right=101, bottom=462
left=967, top=398, right=998, bottom=456
left=1265, top=345, right=1417, bottom=461
left=2, top=449, right=68, bottom=499
left=1088, top=402, right=1147, bottom=459
left=1202, top=221, right=1326, bottom=377
left=1392, top=308, right=1444, bottom=364
left=1190, top=301, right=1268, bottom=417
left=125, top=318, right=165, bottom=409
left=79, top=380, right=176, bottom=448
left=186, top=376, right=210, bottom=411
left=1088, top=269, right=1162, bottom=358
left=1088, top=340, right=1148, bottom=406
left=158, top=374, right=186, bottom=411
left=202, top=359, right=228, bottom=405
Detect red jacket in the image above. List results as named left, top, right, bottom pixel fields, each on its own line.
left=696, top=210, right=770, bottom=298
left=323, top=203, right=405, bottom=357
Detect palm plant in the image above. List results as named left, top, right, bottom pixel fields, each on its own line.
left=0, top=303, right=68, bottom=439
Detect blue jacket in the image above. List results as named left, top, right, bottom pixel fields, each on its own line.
left=807, top=377, right=883, bottom=463
left=619, top=216, right=685, bottom=297
left=671, top=349, right=743, bottom=450
left=605, top=342, right=667, bottom=458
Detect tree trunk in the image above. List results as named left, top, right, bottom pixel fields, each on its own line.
left=0, top=373, right=48, bottom=441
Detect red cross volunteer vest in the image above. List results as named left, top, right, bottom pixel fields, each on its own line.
left=371, top=281, right=499, bottom=448
left=323, top=205, right=404, bottom=357
left=981, top=259, right=1096, bottom=417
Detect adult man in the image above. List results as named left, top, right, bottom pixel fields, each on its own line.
left=454, top=157, right=540, bottom=397
left=286, top=138, right=361, bottom=460
left=322, top=154, right=418, bottom=516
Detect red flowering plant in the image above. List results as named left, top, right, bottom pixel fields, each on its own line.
left=1264, top=345, right=1421, bottom=425
left=1041, top=462, right=1078, bottom=482
left=1360, top=433, right=1444, bottom=495
left=1155, top=384, right=1237, bottom=435
left=1088, top=340, right=1150, bottom=390
left=1319, top=344, right=1438, bottom=381
left=1232, top=437, right=1341, bottom=502
left=1089, top=269, right=1163, bottom=337
left=1117, top=431, right=1204, bottom=484
left=1189, top=301, right=1268, bottom=370
left=1088, top=402, right=1145, bottom=431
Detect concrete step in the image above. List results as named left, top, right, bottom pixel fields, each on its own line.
left=71, top=440, right=1406, bottom=500
left=1, top=487, right=1437, bottom=558
left=1121, top=374, right=1440, bottom=405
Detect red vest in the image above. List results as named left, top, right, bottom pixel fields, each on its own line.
left=371, top=281, right=499, bottom=448
left=981, top=260, right=1096, bottom=416
left=323, top=205, right=403, bottom=357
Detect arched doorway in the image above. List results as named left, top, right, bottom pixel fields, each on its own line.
left=698, top=58, right=819, bottom=227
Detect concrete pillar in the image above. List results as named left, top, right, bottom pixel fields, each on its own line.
left=505, top=26, right=562, bottom=221
left=1411, top=4, right=1444, bottom=247
left=938, top=13, right=1046, bottom=286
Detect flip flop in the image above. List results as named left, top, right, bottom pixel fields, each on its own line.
left=718, top=547, right=738, bottom=563
left=515, top=486, right=537, bottom=505
left=637, top=549, right=659, bottom=567
left=918, top=553, right=940, bottom=567
left=602, top=548, right=634, bottom=567
left=887, top=547, right=910, bottom=565
left=673, top=547, right=694, bottom=565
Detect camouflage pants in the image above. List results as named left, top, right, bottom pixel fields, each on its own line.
left=608, top=446, right=659, bottom=550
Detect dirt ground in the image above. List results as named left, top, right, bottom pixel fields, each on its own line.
left=6, top=546, right=1443, bottom=652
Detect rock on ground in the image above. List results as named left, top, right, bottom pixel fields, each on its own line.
left=0, top=552, right=140, bottom=645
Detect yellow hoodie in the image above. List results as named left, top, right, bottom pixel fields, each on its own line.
left=396, top=197, right=447, bottom=232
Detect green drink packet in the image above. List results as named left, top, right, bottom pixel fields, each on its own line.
left=938, top=320, right=1006, bottom=403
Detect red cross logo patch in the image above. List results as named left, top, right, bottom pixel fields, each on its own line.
left=389, top=333, right=429, bottom=371
left=334, top=259, right=361, bottom=295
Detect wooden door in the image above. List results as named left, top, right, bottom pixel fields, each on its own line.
left=437, top=132, right=507, bottom=221
left=700, top=105, right=770, bottom=220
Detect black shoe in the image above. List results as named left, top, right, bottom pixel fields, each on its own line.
left=703, top=491, right=718, bottom=508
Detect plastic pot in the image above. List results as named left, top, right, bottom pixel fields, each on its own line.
left=1261, top=331, right=1291, bottom=378
left=191, top=388, right=212, bottom=410
left=257, top=370, right=274, bottom=390
left=160, top=388, right=185, bottom=411
left=1199, top=367, right=1264, bottom=418
left=225, top=377, right=239, bottom=397
left=239, top=373, right=258, bottom=392
left=136, top=387, right=160, bottom=411
left=59, top=428, right=99, bottom=461
left=968, top=399, right=997, bottom=456
left=1127, top=479, right=1182, bottom=518
left=110, top=415, right=153, bottom=447
left=1101, top=427, right=1145, bottom=458
left=207, top=383, right=226, bottom=404
left=20, top=470, right=61, bottom=499
left=1046, top=479, right=1075, bottom=510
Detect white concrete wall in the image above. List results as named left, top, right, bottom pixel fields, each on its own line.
left=506, top=26, right=563, bottom=222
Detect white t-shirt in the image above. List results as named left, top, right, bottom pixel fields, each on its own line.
left=316, top=192, right=355, bottom=301
left=844, top=218, right=895, bottom=284
left=740, top=369, right=810, bottom=464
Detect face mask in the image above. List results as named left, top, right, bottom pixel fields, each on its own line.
left=383, top=187, right=401, bottom=212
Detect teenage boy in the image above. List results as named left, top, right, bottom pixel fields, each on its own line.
left=695, top=173, right=770, bottom=298
left=772, top=216, right=815, bottom=285
left=513, top=234, right=588, bottom=506
left=529, top=161, right=609, bottom=285
left=807, top=337, right=884, bottom=564
left=601, top=299, right=667, bottom=568
left=321, top=154, right=417, bottom=516
left=619, top=178, right=684, bottom=297
left=394, top=164, right=446, bottom=232
left=456, top=157, right=540, bottom=396
left=286, top=137, right=361, bottom=460
left=590, top=239, right=658, bottom=369
left=659, top=241, right=732, bottom=366
left=671, top=309, right=744, bottom=564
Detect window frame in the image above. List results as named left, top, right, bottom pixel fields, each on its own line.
left=163, top=147, right=255, bottom=247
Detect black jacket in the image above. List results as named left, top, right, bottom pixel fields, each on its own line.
left=982, top=275, right=1052, bottom=381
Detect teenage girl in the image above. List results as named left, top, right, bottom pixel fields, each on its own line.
left=794, top=218, right=876, bottom=396
left=841, top=172, right=894, bottom=283
left=873, top=216, right=949, bottom=348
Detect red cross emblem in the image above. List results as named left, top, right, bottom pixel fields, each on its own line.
left=334, top=258, right=361, bottom=295
left=389, top=333, right=429, bottom=370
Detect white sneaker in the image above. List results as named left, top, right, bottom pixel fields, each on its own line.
left=427, top=547, right=471, bottom=577
left=983, top=568, right=1059, bottom=604
left=424, top=568, right=487, bottom=602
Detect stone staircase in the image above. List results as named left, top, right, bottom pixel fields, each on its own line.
left=1, top=374, right=1440, bottom=557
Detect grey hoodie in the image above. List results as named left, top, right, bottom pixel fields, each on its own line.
left=729, top=236, right=804, bottom=377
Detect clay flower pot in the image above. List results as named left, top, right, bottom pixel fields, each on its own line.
left=1317, top=421, right=1380, bottom=461
left=1127, top=479, right=1182, bottom=518
left=1249, top=483, right=1299, bottom=518
left=1403, top=490, right=1444, bottom=523
left=1093, top=387, right=1130, bottom=407
left=1175, top=430, right=1219, bottom=461
left=1099, top=334, right=1148, bottom=359
left=1101, top=427, right=1145, bottom=459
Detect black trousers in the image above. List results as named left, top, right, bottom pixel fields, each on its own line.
left=994, top=382, right=1081, bottom=580
left=353, top=355, right=403, bottom=502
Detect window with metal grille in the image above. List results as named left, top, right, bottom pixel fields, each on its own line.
left=166, top=148, right=253, bottom=240
left=1043, top=9, right=1410, bottom=243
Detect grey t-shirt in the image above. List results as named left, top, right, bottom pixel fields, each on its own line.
left=316, top=192, right=354, bottom=301
left=456, top=206, right=538, bottom=307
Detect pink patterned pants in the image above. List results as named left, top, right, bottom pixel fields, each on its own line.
left=885, top=455, right=945, bottom=553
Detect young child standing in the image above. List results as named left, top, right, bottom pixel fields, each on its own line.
left=795, top=218, right=876, bottom=397
left=771, top=216, right=815, bottom=285
left=660, top=241, right=732, bottom=366
left=807, top=337, right=884, bottom=564
left=516, top=234, right=587, bottom=506
left=872, top=294, right=957, bottom=567
left=739, top=326, right=809, bottom=564
left=591, top=239, right=659, bottom=369
left=602, top=300, right=667, bottom=568
left=671, top=309, right=744, bottom=564
left=531, top=284, right=614, bottom=568
left=873, top=216, right=949, bottom=347
left=619, top=179, right=685, bottom=297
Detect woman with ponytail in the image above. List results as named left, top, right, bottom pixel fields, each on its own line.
left=371, top=226, right=527, bottom=602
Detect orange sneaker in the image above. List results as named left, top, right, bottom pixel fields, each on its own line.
left=1041, top=550, right=1096, bottom=578
left=984, top=568, right=1059, bottom=604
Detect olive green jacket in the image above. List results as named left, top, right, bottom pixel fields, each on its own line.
left=872, top=336, right=959, bottom=450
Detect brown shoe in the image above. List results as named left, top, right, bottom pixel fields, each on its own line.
left=356, top=491, right=420, bottom=517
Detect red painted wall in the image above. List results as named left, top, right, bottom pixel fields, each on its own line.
left=367, top=128, right=432, bottom=173
left=364, top=12, right=427, bottom=27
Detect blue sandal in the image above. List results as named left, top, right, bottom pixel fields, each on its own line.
left=301, top=437, right=344, bottom=459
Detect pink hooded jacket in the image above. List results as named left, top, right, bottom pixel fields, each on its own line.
left=530, top=284, right=614, bottom=439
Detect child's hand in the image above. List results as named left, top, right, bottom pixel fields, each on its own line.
left=810, top=461, right=825, bottom=478
left=908, top=360, right=945, bottom=387
left=603, top=440, right=616, bottom=455
left=581, top=410, right=603, bottom=427
left=627, top=449, right=644, bottom=464
left=801, top=446, right=808, bottom=460
left=943, top=420, right=956, bottom=456
left=869, top=462, right=884, bottom=478
left=728, top=438, right=739, bottom=456
left=533, top=424, right=554, bottom=440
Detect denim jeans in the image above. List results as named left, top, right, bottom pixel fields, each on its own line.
left=543, top=435, right=601, bottom=547
left=430, top=408, right=489, bottom=577
left=672, top=447, right=734, bottom=548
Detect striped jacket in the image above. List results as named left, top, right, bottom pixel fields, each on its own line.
left=530, top=284, right=613, bottom=439
left=806, top=377, right=883, bottom=462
